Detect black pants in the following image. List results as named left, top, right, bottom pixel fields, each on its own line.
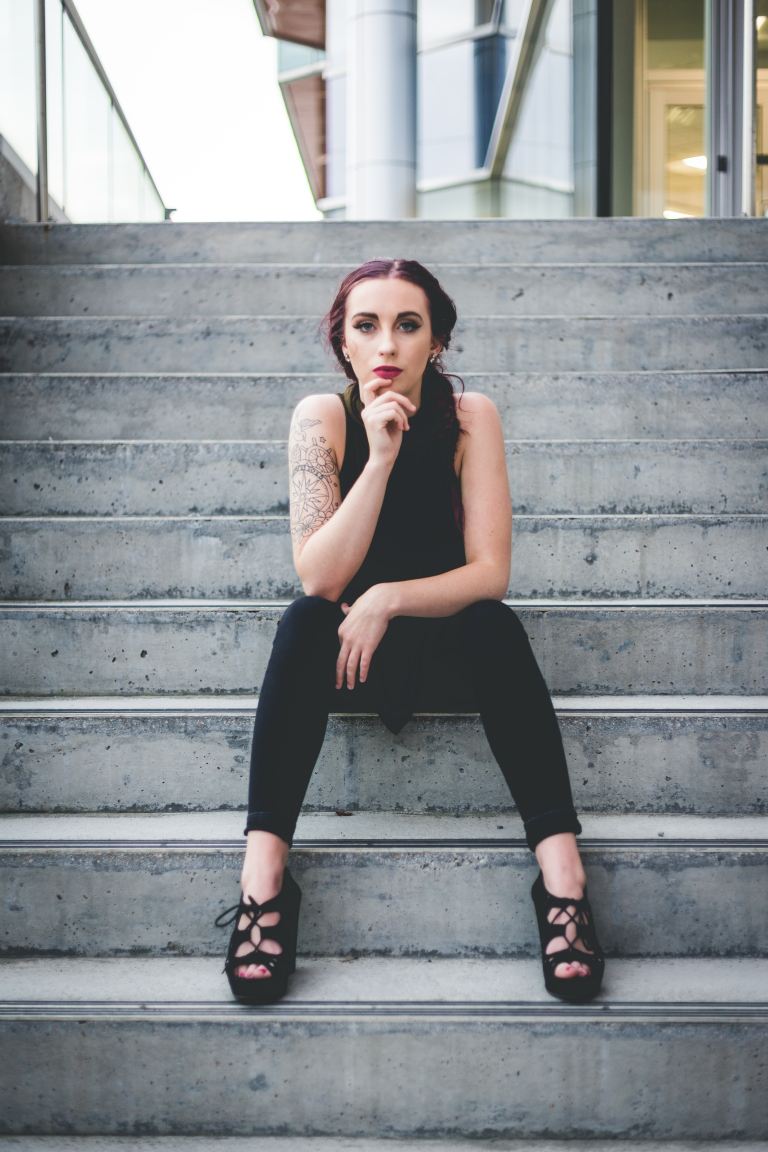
left=246, top=596, right=582, bottom=852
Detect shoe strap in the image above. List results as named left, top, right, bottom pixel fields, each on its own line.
left=539, top=887, right=602, bottom=957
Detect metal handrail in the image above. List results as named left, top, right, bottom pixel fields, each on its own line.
left=34, top=0, right=166, bottom=220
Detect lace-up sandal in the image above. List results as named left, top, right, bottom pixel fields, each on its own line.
left=531, top=871, right=605, bottom=1003
left=215, top=866, right=302, bottom=1004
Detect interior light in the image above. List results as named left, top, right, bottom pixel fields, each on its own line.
left=681, top=155, right=707, bottom=170
left=756, top=15, right=766, bottom=29
left=663, top=209, right=694, bottom=219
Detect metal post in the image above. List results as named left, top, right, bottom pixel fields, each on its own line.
left=33, top=0, right=49, bottom=222
left=740, top=0, right=755, bottom=216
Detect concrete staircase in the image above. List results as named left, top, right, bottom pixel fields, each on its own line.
left=0, top=219, right=766, bottom=1143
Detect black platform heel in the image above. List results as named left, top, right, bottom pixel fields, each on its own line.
left=215, top=866, right=302, bottom=1004
left=531, top=871, right=605, bottom=1003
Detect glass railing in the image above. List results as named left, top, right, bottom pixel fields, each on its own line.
left=0, top=0, right=165, bottom=221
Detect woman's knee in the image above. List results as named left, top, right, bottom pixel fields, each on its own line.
left=457, top=599, right=530, bottom=650
left=276, top=595, right=341, bottom=646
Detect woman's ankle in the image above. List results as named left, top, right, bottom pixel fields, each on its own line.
left=241, top=829, right=290, bottom=900
left=534, top=832, right=587, bottom=897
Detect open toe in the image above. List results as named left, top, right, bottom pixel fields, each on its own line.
left=215, top=867, right=302, bottom=1004
left=531, top=872, right=605, bottom=1003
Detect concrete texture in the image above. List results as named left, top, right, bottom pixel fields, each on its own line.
left=2, top=955, right=767, bottom=1005
left=2, top=314, right=768, bottom=374
left=2, top=1145, right=768, bottom=1152
left=1, top=812, right=766, bottom=957
left=1, top=1014, right=767, bottom=1138
left=3, top=515, right=766, bottom=599
left=4, top=261, right=768, bottom=317
left=2, top=372, right=765, bottom=441
left=2, top=1142, right=768, bottom=1152
left=2, top=1143, right=767, bottom=1152
left=1, top=602, right=765, bottom=697
left=1, top=705, right=766, bottom=817
left=4, top=1143, right=766, bottom=1152
left=3, top=218, right=768, bottom=264
left=3, top=439, right=765, bottom=516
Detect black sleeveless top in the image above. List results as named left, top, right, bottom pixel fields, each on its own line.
left=334, top=376, right=466, bottom=733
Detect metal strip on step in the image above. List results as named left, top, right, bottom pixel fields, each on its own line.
left=2, top=837, right=767, bottom=851
left=1, top=1000, right=767, bottom=1022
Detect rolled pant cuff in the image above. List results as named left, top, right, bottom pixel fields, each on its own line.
left=243, top=811, right=294, bottom=847
left=523, top=807, right=583, bottom=852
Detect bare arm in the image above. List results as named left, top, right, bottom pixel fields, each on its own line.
left=289, top=392, right=410, bottom=601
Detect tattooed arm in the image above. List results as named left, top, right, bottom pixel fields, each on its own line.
left=289, top=394, right=393, bottom=601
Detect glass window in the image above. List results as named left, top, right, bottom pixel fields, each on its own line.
left=419, top=40, right=477, bottom=181
left=45, top=0, right=64, bottom=210
left=277, top=40, right=325, bottom=74
left=636, top=0, right=706, bottom=217
left=646, top=0, right=704, bottom=69
left=500, top=1, right=526, bottom=33
left=418, top=0, right=495, bottom=49
left=0, top=0, right=37, bottom=173
left=111, top=108, right=143, bottom=222
left=755, top=0, right=768, bottom=216
left=502, top=0, right=573, bottom=199
left=61, top=12, right=110, bottom=220
left=663, top=103, right=705, bottom=216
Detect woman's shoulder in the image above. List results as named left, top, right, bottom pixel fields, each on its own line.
left=453, top=390, right=501, bottom=431
left=290, top=391, right=348, bottom=468
left=292, top=391, right=346, bottom=419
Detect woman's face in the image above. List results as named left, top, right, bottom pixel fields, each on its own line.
left=341, top=277, right=441, bottom=407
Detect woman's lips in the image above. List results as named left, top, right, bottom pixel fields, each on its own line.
left=373, top=367, right=402, bottom=378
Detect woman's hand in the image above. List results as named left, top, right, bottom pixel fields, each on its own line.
left=359, top=376, right=417, bottom=470
left=335, top=583, right=397, bottom=690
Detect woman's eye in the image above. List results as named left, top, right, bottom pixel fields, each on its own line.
left=352, top=321, right=420, bottom=332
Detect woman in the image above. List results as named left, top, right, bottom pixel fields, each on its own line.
left=216, top=259, right=605, bottom=1005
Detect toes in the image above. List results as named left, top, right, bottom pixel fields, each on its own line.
left=554, top=960, right=591, bottom=980
left=235, top=963, right=271, bottom=979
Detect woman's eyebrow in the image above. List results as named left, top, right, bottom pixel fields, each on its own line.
left=351, top=311, right=423, bottom=320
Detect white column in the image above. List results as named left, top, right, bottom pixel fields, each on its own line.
left=346, top=0, right=417, bottom=219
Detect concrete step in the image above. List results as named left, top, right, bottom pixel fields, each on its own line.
left=4, top=262, right=768, bottom=318
left=4, top=1144, right=766, bottom=1152
left=2, top=600, right=763, bottom=697
left=3, top=440, right=764, bottom=517
left=3, top=514, right=764, bottom=600
left=1, top=811, right=766, bottom=958
left=2, top=1142, right=767, bottom=1152
left=1, top=696, right=765, bottom=818
left=1, top=956, right=767, bottom=1138
left=3, top=372, right=765, bottom=441
left=3, top=218, right=767, bottom=264
left=2, top=315, right=767, bottom=374
left=3, top=516, right=764, bottom=603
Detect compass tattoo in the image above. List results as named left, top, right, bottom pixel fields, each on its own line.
left=289, top=414, right=341, bottom=544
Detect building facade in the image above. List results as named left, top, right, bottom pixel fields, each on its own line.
left=255, top=0, right=768, bottom=219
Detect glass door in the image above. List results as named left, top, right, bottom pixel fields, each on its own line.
left=634, top=0, right=707, bottom=217
left=756, top=1, right=768, bottom=215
